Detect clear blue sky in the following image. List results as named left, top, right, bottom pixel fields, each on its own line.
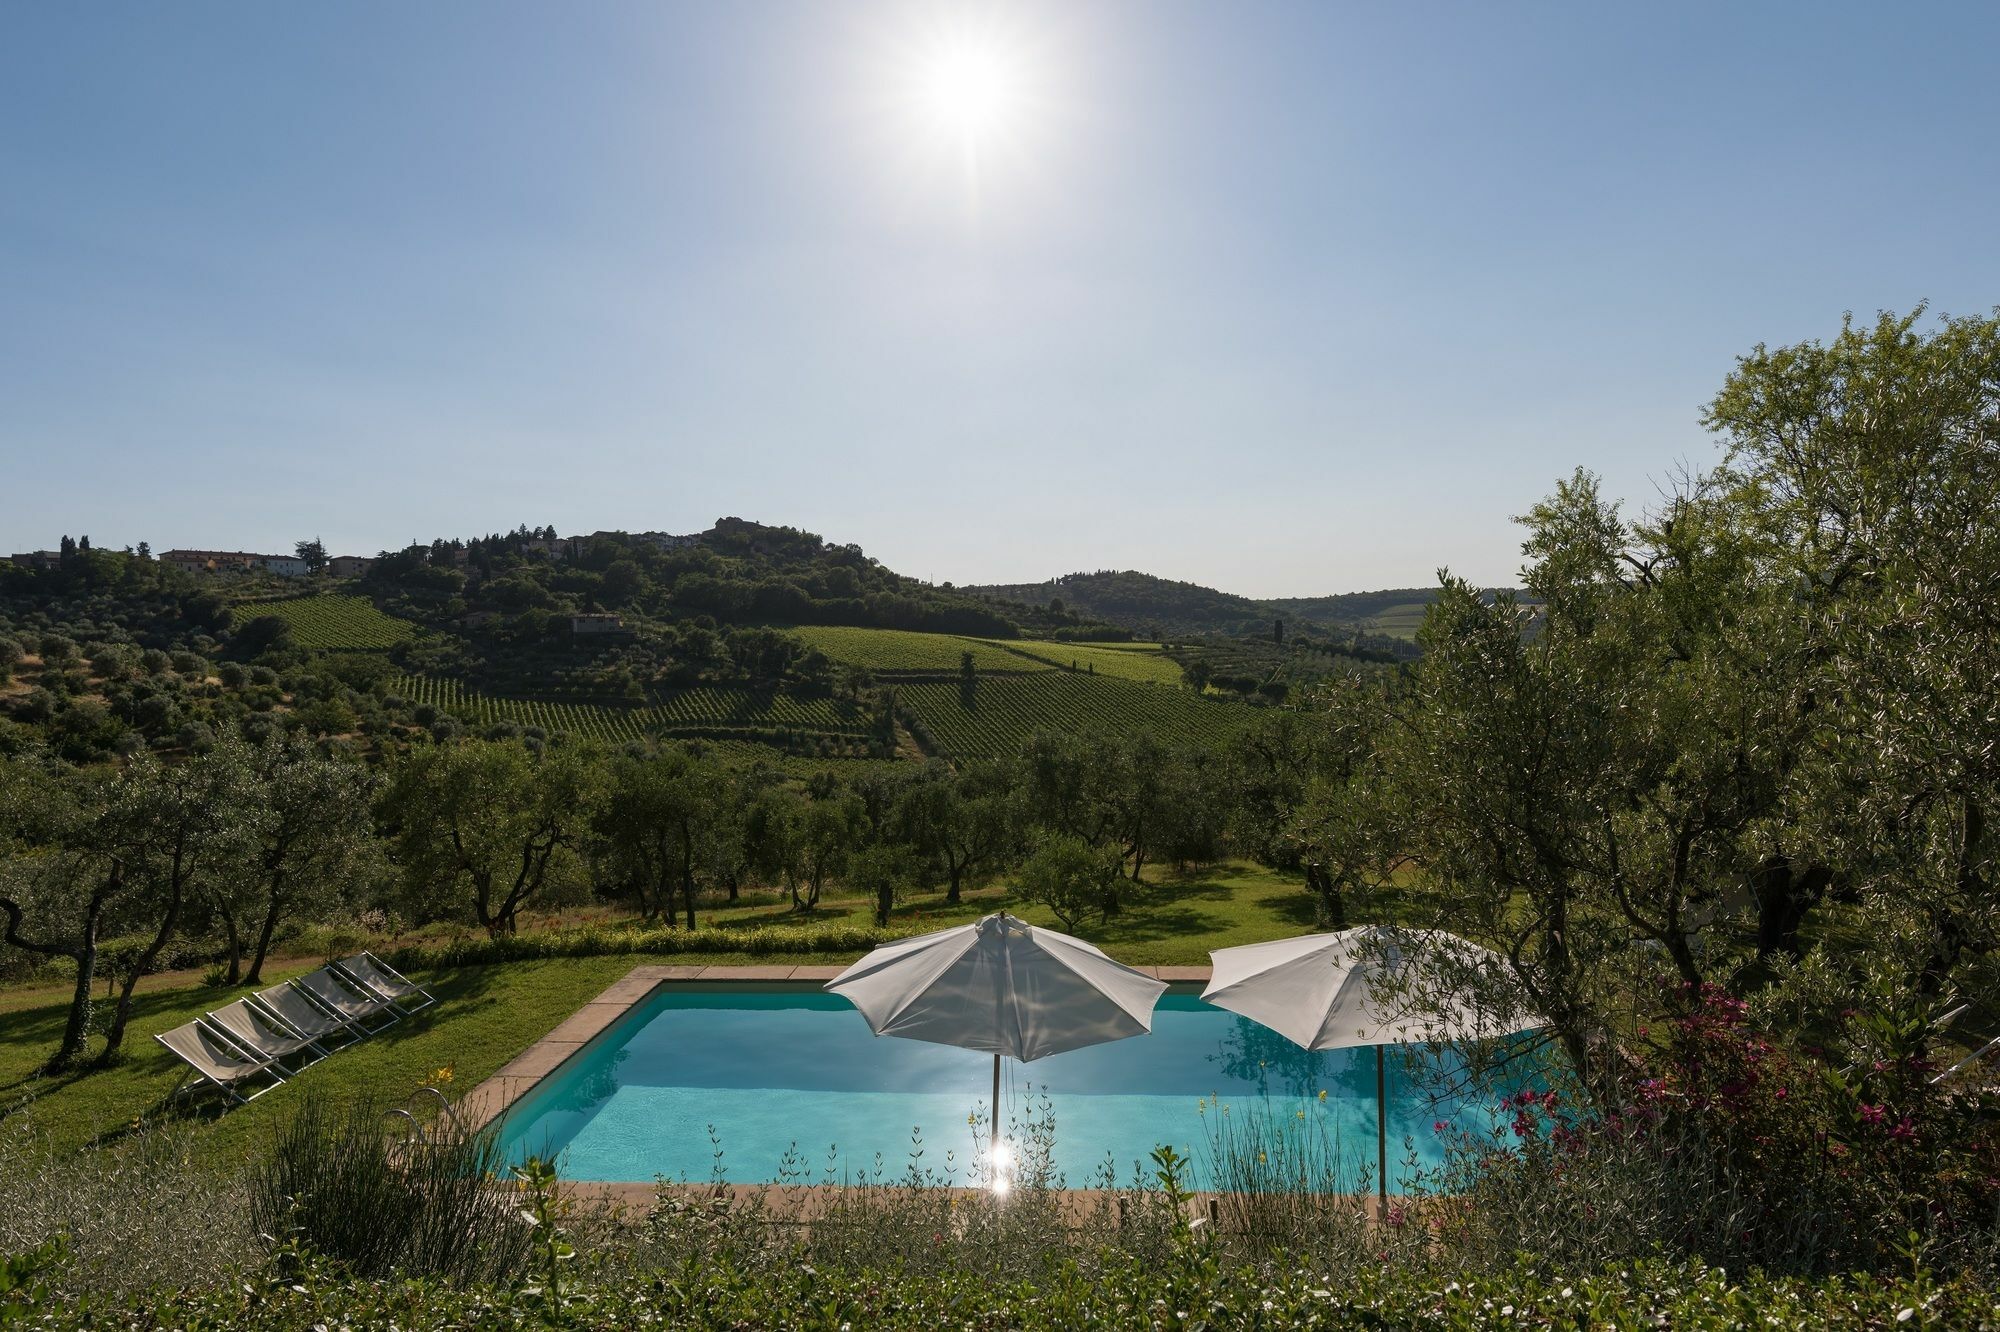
left=3, top=2, right=1995, bottom=595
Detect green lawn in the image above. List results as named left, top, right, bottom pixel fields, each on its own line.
left=0, top=862, right=1378, bottom=1161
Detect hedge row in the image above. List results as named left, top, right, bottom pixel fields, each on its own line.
left=377, top=920, right=905, bottom=971
left=14, top=1253, right=1986, bottom=1330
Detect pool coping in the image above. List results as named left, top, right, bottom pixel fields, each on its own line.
left=455, top=963, right=1215, bottom=1140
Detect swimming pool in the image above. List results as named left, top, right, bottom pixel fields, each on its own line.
left=496, top=983, right=1515, bottom=1192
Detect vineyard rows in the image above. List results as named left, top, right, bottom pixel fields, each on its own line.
left=791, top=625, right=1182, bottom=683
left=654, top=687, right=869, bottom=733
left=789, top=626, right=1048, bottom=674
left=899, top=672, right=1249, bottom=758
left=387, top=667, right=1238, bottom=763
left=390, top=675, right=873, bottom=746
left=249, top=595, right=416, bottom=650
left=974, top=638, right=1185, bottom=685
left=392, top=675, right=660, bottom=741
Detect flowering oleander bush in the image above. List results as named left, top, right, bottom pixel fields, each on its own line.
left=1423, top=984, right=2000, bottom=1277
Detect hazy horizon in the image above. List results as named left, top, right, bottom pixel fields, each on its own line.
left=5, top=2, right=1997, bottom=597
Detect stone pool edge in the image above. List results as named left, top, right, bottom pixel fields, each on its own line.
left=455, top=962, right=1217, bottom=1142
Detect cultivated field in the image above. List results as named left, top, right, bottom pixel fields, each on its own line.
left=788, top=626, right=1046, bottom=673
left=240, top=594, right=417, bottom=650
left=794, top=624, right=1183, bottom=684
left=900, top=671, right=1246, bottom=757
left=1363, top=602, right=1430, bottom=641
left=979, top=637, right=1185, bottom=684
left=391, top=674, right=876, bottom=752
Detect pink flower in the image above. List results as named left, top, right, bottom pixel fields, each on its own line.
left=1858, top=1103, right=1886, bottom=1126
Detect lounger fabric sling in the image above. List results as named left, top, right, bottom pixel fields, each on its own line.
left=205, top=998, right=325, bottom=1071
left=254, top=982, right=363, bottom=1048
left=156, top=1020, right=284, bottom=1105
left=297, top=966, right=399, bottom=1031
left=334, top=952, right=436, bottom=1011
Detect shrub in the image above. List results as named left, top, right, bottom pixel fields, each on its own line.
left=0, top=1120, right=257, bottom=1304
left=377, top=919, right=906, bottom=972
left=249, top=1097, right=531, bottom=1283
left=1421, top=985, right=2000, bottom=1278
left=16, top=1246, right=1999, bottom=1329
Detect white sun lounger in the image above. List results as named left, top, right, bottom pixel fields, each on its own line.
left=254, top=980, right=366, bottom=1049
left=294, top=966, right=400, bottom=1033
left=156, top=1020, right=286, bottom=1106
left=205, top=998, right=328, bottom=1073
left=333, top=952, right=436, bottom=1013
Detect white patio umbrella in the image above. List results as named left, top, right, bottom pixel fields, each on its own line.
left=826, top=911, right=1168, bottom=1186
left=1202, top=925, right=1542, bottom=1207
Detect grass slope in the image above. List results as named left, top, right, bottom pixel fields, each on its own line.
left=792, top=625, right=1184, bottom=684
left=1362, top=602, right=1431, bottom=642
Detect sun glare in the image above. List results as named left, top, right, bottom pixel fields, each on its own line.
left=916, top=33, right=1024, bottom=145
left=864, top=7, right=1065, bottom=216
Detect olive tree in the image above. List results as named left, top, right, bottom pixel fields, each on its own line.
left=384, top=739, right=599, bottom=936
left=593, top=749, right=725, bottom=928
left=239, top=736, right=378, bottom=985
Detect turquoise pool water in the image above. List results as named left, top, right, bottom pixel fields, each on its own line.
left=497, top=984, right=1518, bottom=1191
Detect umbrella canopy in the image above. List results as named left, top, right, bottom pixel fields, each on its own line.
left=1201, top=925, right=1537, bottom=1050
left=1203, top=925, right=1542, bottom=1207
left=825, top=912, right=1167, bottom=1062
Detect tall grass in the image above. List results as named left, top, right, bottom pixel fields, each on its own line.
left=249, top=1096, right=532, bottom=1282
left=630, top=1089, right=1196, bottom=1283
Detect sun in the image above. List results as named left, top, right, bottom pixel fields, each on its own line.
left=864, top=8, right=1062, bottom=212
left=914, top=32, right=1025, bottom=146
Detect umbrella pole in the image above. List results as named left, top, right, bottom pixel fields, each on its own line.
left=991, top=1050, right=1004, bottom=1193
left=1375, top=1045, right=1388, bottom=1216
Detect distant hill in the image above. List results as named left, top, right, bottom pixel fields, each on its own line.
left=965, top=571, right=1466, bottom=643
left=0, top=520, right=1466, bottom=773
left=969, top=572, right=1272, bottom=638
